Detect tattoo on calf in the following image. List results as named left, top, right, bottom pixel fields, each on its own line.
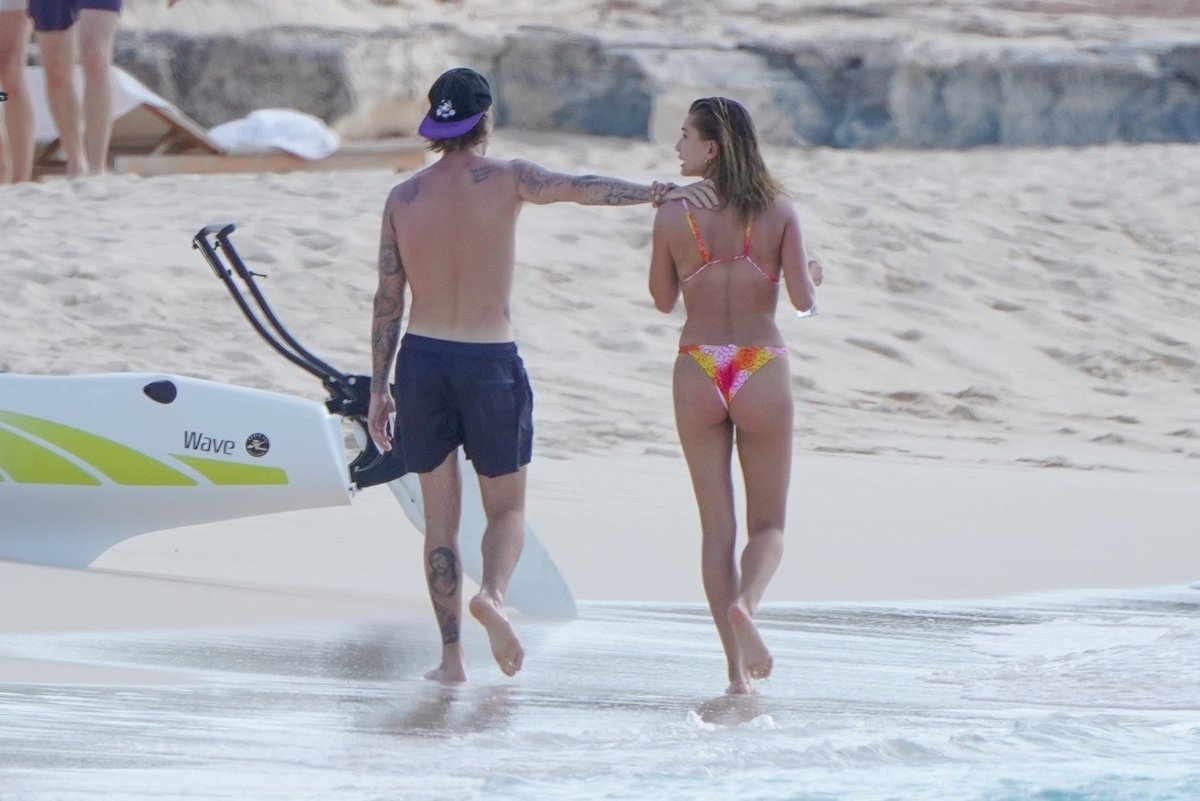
left=436, top=610, right=460, bottom=645
left=427, top=547, right=460, bottom=644
left=428, top=547, right=458, bottom=597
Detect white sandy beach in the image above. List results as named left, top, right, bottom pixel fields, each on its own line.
left=2, top=131, right=1198, bottom=639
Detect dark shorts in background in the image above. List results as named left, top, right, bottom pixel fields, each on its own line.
left=29, top=0, right=121, bottom=32
left=394, top=333, right=533, bottom=478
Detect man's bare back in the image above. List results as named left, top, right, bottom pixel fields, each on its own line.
left=384, top=154, right=522, bottom=343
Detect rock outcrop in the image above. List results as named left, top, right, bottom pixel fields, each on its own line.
left=114, top=25, right=1200, bottom=148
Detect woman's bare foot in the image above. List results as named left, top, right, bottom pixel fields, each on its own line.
left=728, top=599, right=773, bottom=681
left=726, top=675, right=753, bottom=695
left=469, top=592, right=524, bottom=677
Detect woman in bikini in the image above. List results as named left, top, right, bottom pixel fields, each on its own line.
left=649, top=97, right=820, bottom=695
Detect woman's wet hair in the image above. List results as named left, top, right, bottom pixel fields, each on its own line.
left=688, top=97, right=784, bottom=225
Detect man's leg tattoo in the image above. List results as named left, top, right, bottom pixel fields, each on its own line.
left=427, top=546, right=460, bottom=644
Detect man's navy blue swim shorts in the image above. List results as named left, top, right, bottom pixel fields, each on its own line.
left=394, top=333, right=533, bottom=478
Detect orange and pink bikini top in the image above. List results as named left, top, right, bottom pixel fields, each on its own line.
left=679, top=199, right=779, bottom=285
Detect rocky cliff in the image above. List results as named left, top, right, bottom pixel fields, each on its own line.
left=113, top=21, right=1200, bottom=148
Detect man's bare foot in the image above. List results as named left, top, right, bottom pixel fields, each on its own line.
left=423, top=662, right=467, bottom=683
left=469, top=592, right=524, bottom=677
left=728, top=599, right=773, bottom=681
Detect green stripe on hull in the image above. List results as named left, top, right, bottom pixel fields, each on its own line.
left=0, top=428, right=101, bottom=485
left=172, top=454, right=288, bottom=486
left=0, top=410, right=195, bottom=486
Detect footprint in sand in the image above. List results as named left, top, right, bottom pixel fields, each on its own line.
left=845, top=337, right=911, bottom=363
left=295, top=232, right=341, bottom=252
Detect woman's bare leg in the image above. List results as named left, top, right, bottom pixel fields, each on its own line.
left=673, top=356, right=748, bottom=693
left=727, top=356, right=793, bottom=681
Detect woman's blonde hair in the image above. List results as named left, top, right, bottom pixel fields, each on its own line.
left=688, top=97, right=784, bottom=226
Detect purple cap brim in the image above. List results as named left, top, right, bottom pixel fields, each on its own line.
left=418, top=110, right=486, bottom=140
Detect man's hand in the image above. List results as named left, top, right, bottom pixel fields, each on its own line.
left=367, top=390, right=396, bottom=453
left=661, top=179, right=718, bottom=210
left=650, top=181, right=673, bottom=207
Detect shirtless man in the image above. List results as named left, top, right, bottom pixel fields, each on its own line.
left=366, top=67, right=715, bottom=682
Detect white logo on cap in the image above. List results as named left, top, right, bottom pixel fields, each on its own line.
left=435, top=100, right=455, bottom=119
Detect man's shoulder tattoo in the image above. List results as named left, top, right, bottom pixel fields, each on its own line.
left=398, top=179, right=420, bottom=203
left=471, top=164, right=505, bottom=184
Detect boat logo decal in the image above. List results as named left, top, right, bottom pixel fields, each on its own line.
left=246, top=433, right=270, bottom=457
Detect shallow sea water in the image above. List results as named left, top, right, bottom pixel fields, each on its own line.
left=2, top=587, right=1198, bottom=801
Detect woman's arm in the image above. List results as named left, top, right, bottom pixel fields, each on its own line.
left=648, top=206, right=681, bottom=313
left=779, top=201, right=817, bottom=314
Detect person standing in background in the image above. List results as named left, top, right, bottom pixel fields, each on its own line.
left=1, top=0, right=183, bottom=180
left=0, top=0, right=34, bottom=183
left=31, top=0, right=125, bottom=177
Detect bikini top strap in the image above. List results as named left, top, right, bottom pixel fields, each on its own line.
left=680, top=198, right=712, bottom=265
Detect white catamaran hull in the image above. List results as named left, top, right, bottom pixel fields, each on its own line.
left=1, top=372, right=578, bottom=619
left=0, top=373, right=352, bottom=568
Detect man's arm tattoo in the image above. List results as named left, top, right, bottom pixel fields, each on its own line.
left=370, top=234, right=405, bottom=391
left=379, top=235, right=403, bottom=277
left=515, top=162, right=651, bottom=205
left=573, top=175, right=652, bottom=205
left=370, top=308, right=401, bottom=392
